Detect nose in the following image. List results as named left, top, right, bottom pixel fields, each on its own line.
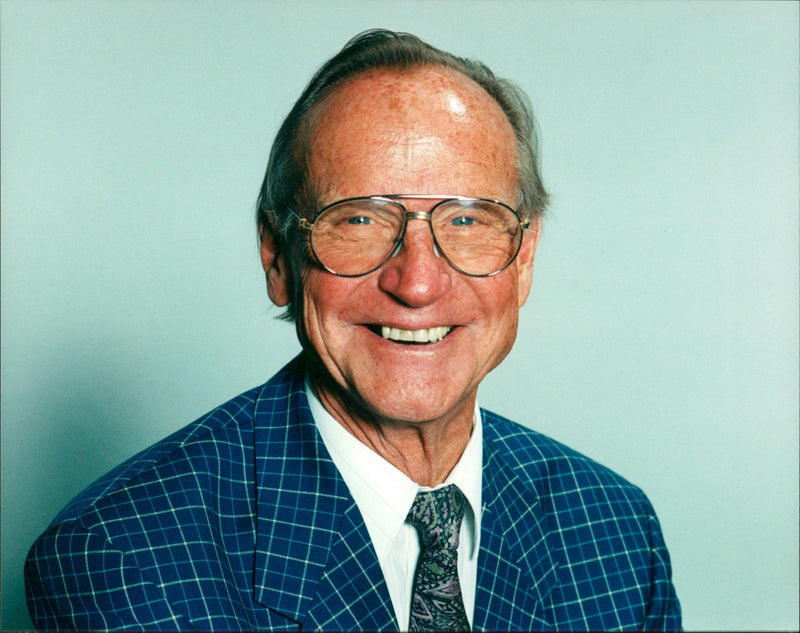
left=377, top=216, right=452, bottom=307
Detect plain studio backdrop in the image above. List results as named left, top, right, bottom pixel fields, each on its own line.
left=2, top=1, right=797, bottom=630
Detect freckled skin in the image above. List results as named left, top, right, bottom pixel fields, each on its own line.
left=264, top=66, right=541, bottom=485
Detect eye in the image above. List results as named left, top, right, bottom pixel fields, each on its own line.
left=347, top=215, right=372, bottom=225
left=451, top=216, right=475, bottom=227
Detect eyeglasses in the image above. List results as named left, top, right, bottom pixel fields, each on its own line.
left=292, top=194, right=530, bottom=278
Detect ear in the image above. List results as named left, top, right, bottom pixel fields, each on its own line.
left=259, top=223, right=290, bottom=307
left=516, top=215, right=541, bottom=308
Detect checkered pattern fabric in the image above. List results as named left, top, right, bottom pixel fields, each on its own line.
left=25, top=356, right=681, bottom=631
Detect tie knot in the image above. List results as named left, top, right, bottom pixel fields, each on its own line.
left=407, top=484, right=466, bottom=551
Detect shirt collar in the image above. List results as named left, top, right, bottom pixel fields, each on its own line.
left=305, top=380, right=482, bottom=562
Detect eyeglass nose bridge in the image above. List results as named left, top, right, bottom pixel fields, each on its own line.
left=388, top=209, right=443, bottom=261
left=405, top=210, right=433, bottom=221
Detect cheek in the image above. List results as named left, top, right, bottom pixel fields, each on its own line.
left=301, top=275, right=331, bottom=346
left=301, top=274, right=363, bottom=344
left=480, top=275, right=521, bottom=348
left=484, top=271, right=519, bottom=313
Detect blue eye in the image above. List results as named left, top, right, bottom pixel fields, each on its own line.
left=347, top=216, right=372, bottom=225
left=451, top=216, right=475, bottom=226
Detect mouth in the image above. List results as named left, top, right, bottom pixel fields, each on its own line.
left=368, top=325, right=454, bottom=344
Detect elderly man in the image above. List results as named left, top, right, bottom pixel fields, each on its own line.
left=26, top=30, right=681, bottom=631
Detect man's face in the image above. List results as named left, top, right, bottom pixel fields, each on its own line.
left=280, top=66, right=539, bottom=427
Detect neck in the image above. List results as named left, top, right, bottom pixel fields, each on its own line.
left=309, top=375, right=474, bottom=487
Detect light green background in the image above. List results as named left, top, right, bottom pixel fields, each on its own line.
left=2, top=1, right=798, bottom=630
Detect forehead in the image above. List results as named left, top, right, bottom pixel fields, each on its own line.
left=311, top=64, right=508, bottom=123
left=305, top=66, right=518, bottom=199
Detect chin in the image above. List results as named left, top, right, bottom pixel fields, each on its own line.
left=359, top=381, right=476, bottom=427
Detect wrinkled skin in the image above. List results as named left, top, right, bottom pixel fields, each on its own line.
left=261, top=66, right=541, bottom=485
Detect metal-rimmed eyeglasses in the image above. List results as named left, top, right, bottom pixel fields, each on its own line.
left=291, top=194, right=530, bottom=278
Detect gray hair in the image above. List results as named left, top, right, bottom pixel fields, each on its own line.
left=256, top=28, right=548, bottom=324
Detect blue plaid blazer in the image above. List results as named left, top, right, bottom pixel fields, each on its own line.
left=26, top=357, right=681, bottom=631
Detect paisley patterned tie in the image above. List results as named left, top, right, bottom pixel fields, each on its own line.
left=407, top=485, right=470, bottom=631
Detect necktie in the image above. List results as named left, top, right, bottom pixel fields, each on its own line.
left=407, top=485, right=470, bottom=632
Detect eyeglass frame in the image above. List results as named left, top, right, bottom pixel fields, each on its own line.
left=288, top=194, right=532, bottom=278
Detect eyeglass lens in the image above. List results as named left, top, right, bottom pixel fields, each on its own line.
left=308, top=198, right=522, bottom=277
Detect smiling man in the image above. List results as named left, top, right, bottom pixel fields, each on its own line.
left=26, top=30, right=681, bottom=631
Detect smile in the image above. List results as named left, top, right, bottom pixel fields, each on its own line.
left=379, top=325, right=453, bottom=344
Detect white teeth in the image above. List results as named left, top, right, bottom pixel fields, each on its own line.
left=380, top=325, right=452, bottom=343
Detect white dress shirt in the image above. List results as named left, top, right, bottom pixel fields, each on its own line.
left=306, top=381, right=483, bottom=630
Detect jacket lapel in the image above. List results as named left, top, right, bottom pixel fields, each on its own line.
left=303, top=501, right=397, bottom=630
left=251, top=360, right=396, bottom=629
left=473, top=415, right=560, bottom=631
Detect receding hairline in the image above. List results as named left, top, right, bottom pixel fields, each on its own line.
left=297, top=63, right=522, bottom=204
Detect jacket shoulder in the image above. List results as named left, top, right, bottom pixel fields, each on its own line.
left=25, top=359, right=307, bottom=631
left=480, top=410, right=681, bottom=630
left=48, top=358, right=303, bottom=528
left=481, top=409, right=651, bottom=510
left=49, top=385, right=260, bottom=526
